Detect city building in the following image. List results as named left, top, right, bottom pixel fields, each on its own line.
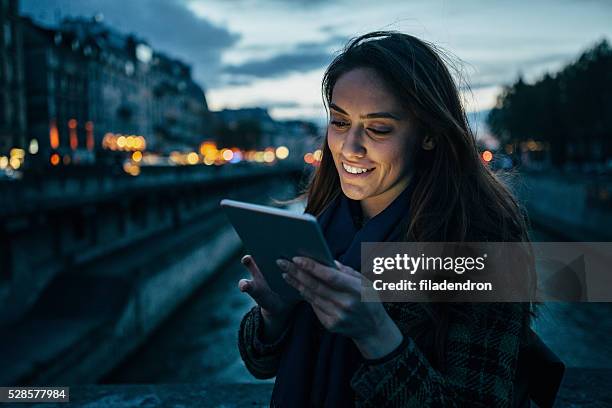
left=212, top=107, right=319, bottom=159
left=20, top=14, right=211, bottom=166
left=151, top=52, right=210, bottom=153
left=0, top=0, right=27, bottom=157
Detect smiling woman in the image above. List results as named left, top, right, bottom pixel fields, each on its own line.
left=236, top=31, right=563, bottom=407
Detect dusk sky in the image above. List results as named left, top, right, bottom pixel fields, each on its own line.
left=20, top=0, right=612, bottom=125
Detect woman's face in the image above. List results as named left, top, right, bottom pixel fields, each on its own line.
left=327, top=67, right=420, bottom=217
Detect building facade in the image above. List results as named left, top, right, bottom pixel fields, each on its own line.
left=20, top=15, right=210, bottom=166
left=0, top=0, right=27, bottom=156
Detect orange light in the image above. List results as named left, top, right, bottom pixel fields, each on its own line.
left=50, top=120, right=60, bottom=149
left=482, top=150, right=493, bottom=162
left=304, top=152, right=315, bottom=164
left=187, top=152, right=199, bottom=165
left=85, top=121, right=94, bottom=151
left=50, top=153, right=60, bottom=166
left=69, top=119, right=78, bottom=150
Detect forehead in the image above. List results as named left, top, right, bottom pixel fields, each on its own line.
left=331, top=67, right=402, bottom=114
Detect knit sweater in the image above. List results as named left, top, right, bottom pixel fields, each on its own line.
left=238, top=301, right=529, bottom=407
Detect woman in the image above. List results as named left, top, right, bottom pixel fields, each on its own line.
left=237, top=31, right=560, bottom=407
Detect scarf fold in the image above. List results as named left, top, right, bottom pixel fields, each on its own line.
left=271, top=183, right=415, bottom=408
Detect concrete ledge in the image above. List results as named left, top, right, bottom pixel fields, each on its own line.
left=0, top=222, right=242, bottom=385
left=20, top=368, right=610, bottom=407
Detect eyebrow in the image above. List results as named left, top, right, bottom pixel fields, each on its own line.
left=329, top=103, right=401, bottom=121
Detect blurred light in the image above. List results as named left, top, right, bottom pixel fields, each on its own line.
left=527, top=140, right=537, bottom=152
left=85, top=121, right=94, bottom=151
left=50, top=153, right=60, bottom=166
left=117, top=136, right=126, bottom=149
left=123, top=161, right=141, bottom=176
left=275, top=146, right=289, bottom=160
left=304, top=152, right=315, bottom=164
left=263, top=151, right=275, bottom=163
left=254, top=152, right=265, bottom=163
left=69, top=119, right=78, bottom=150
left=313, top=149, right=322, bottom=161
left=230, top=150, right=243, bottom=163
left=132, top=151, right=143, bottom=162
left=49, top=120, right=59, bottom=149
left=29, top=139, right=39, bottom=155
left=187, top=152, right=199, bottom=165
left=10, top=148, right=25, bottom=158
left=221, top=149, right=234, bottom=161
left=482, top=150, right=493, bottom=162
left=63, top=155, right=71, bottom=165
left=200, top=141, right=217, bottom=158
left=0, top=156, right=8, bottom=169
left=9, top=157, right=21, bottom=169
left=203, top=157, right=214, bottom=165
left=169, top=151, right=182, bottom=164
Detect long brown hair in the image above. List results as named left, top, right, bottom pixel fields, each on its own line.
left=300, top=31, right=532, bottom=368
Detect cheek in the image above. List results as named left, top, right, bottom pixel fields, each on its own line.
left=378, top=141, right=413, bottom=175
left=327, top=131, right=342, bottom=154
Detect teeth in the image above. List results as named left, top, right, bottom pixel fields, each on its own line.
left=342, top=162, right=372, bottom=174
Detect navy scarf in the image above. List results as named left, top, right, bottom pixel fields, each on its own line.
left=271, top=183, right=414, bottom=407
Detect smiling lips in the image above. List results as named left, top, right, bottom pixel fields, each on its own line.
left=342, top=161, right=375, bottom=175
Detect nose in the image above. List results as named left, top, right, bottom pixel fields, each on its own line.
left=342, top=124, right=366, bottom=159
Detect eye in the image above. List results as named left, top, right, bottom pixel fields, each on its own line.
left=330, top=120, right=349, bottom=128
left=367, top=128, right=391, bottom=135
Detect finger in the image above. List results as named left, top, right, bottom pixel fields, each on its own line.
left=335, top=260, right=362, bottom=278
left=283, top=272, right=340, bottom=313
left=311, top=300, right=335, bottom=321
left=292, top=257, right=360, bottom=294
left=279, top=259, right=338, bottom=301
left=241, top=254, right=266, bottom=282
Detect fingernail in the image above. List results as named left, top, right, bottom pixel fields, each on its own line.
left=241, top=255, right=251, bottom=265
left=292, top=257, right=304, bottom=267
left=276, top=259, right=288, bottom=270
left=282, top=273, right=288, bottom=280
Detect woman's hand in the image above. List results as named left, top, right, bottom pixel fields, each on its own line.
left=239, top=254, right=294, bottom=342
left=278, top=256, right=403, bottom=360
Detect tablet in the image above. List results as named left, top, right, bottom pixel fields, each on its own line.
left=220, top=199, right=337, bottom=302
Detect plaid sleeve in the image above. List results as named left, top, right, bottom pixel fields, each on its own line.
left=237, top=305, right=291, bottom=379
left=350, top=303, right=527, bottom=407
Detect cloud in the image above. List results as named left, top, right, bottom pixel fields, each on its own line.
left=221, top=34, right=347, bottom=83
left=223, top=51, right=332, bottom=79
left=19, top=0, right=241, bottom=88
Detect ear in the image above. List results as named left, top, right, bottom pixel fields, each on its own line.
left=421, top=134, right=435, bottom=151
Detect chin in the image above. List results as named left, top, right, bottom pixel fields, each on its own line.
left=340, top=182, right=369, bottom=201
